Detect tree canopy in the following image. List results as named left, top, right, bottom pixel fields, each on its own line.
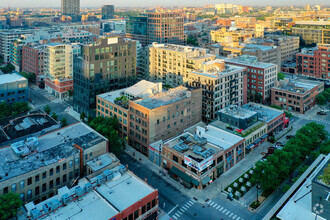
left=0, top=101, right=30, bottom=119
left=0, top=193, right=22, bottom=220
left=89, top=117, right=125, bottom=156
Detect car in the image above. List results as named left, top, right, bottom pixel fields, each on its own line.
left=317, top=111, right=327, bottom=115
left=320, top=108, right=329, bottom=112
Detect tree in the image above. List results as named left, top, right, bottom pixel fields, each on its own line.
left=80, top=111, right=86, bottom=122
left=11, top=102, right=31, bottom=116
left=316, top=94, right=326, bottom=105
left=51, top=112, right=58, bottom=121
left=68, top=90, right=73, bottom=97
left=43, top=104, right=51, bottom=114
left=19, top=72, right=36, bottom=84
left=284, top=111, right=293, bottom=118
left=0, top=63, right=15, bottom=74
left=0, top=101, right=12, bottom=119
left=0, top=193, right=22, bottom=220
left=187, top=36, right=199, bottom=46
left=61, top=117, right=67, bottom=127
left=277, top=72, right=285, bottom=80
left=270, top=104, right=282, bottom=110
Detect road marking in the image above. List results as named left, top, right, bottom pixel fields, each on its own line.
left=216, top=205, right=221, bottom=210
left=222, top=208, right=227, bottom=213
left=168, top=204, right=178, bottom=215
left=183, top=205, right=189, bottom=209
left=186, top=203, right=192, bottom=207
left=219, top=207, right=224, bottom=211
left=190, top=199, right=196, bottom=203
left=213, top=203, right=217, bottom=208
left=179, top=208, right=184, bottom=213
left=172, top=215, right=178, bottom=220
left=207, top=200, right=212, bottom=204
left=225, top=210, right=231, bottom=215
left=177, top=210, right=182, bottom=215
left=182, top=206, right=187, bottom=211
left=175, top=213, right=180, bottom=218
left=209, top=201, right=214, bottom=206
left=236, top=217, right=240, bottom=220
left=188, top=201, right=194, bottom=205
left=229, top=213, right=233, bottom=217
left=232, top=215, right=237, bottom=219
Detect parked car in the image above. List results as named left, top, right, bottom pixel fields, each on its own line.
left=317, top=111, right=327, bottom=115
left=320, top=108, right=329, bottom=112
left=286, top=135, right=295, bottom=140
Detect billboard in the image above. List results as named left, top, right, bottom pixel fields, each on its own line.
left=184, top=155, right=214, bottom=172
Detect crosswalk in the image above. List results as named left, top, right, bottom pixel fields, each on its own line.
left=171, top=199, right=196, bottom=220
left=207, top=200, right=244, bottom=220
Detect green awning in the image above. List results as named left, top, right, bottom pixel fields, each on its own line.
left=201, top=176, right=211, bottom=185
left=192, top=179, right=200, bottom=187
left=170, top=166, right=196, bottom=185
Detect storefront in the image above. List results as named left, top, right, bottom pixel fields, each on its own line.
left=169, top=166, right=199, bottom=189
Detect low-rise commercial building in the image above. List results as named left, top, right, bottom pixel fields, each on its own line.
left=20, top=164, right=158, bottom=220
left=96, top=81, right=202, bottom=156
left=225, top=55, right=277, bottom=103
left=292, top=21, right=330, bottom=46
left=296, top=44, right=330, bottom=80
left=161, top=123, right=244, bottom=189
left=0, top=72, right=28, bottom=103
left=210, top=27, right=253, bottom=47
left=0, top=122, right=108, bottom=205
left=241, top=44, right=281, bottom=69
left=271, top=79, right=324, bottom=114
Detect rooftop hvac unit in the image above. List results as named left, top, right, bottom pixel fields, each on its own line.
left=42, top=199, right=60, bottom=213
left=96, top=174, right=106, bottom=185
left=103, top=170, right=114, bottom=181
left=84, top=182, right=93, bottom=193
left=75, top=186, right=84, bottom=197
left=61, top=193, right=71, bottom=205
left=30, top=208, right=42, bottom=220
left=119, top=165, right=127, bottom=174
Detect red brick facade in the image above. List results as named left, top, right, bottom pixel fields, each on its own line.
left=22, top=45, right=44, bottom=76
left=45, top=78, right=73, bottom=99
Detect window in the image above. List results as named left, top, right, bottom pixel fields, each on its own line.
left=141, top=205, right=146, bottom=214
left=27, top=190, right=32, bottom=199
left=49, top=180, right=54, bottom=189
left=63, top=174, right=67, bottom=183
left=35, top=186, right=40, bottom=195
left=42, top=183, right=47, bottom=192
left=20, top=180, right=25, bottom=189
left=56, top=177, right=60, bottom=185
left=42, top=172, right=47, bottom=179
left=69, top=160, right=73, bottom=168
left=147, top=202, right=151, bottom=211
left=3, top=187, right=8, bottom=194
left=50, top=168, right=54, bottom=176
left=27, top=177, right=32, bottom=185
left=75, top=158, right=79, bottom=165
left=63, top=163, right=67, bottom=170
left=134, top=210, right=139, bottom=219
left=20, top=193, right=24, bottom=201
left=56, top=166, right=60, bottom=174
left=35, top=175, right=40, bottom=182
left=152, top=199, right=156, bottom=207
left=173, top=155, right=178, bottom=163
left=12, top=183, right=16, bottom=192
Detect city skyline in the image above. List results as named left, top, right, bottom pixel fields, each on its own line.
left=0, top=0, right=329, bottom=8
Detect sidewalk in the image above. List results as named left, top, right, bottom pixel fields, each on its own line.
left=125, top=140, right=271, bottom=204
left=65, top=107, right=81, bottom=121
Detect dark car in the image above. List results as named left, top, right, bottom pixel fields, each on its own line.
left=286, top=135, right=295, bottom=140
left=317, top=111, right=327, bottom=115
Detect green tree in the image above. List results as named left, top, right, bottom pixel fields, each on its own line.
left=12, top=102, right=31, bottom=116
left=51, top=112, right=58, bottom=121
left=0, top=101, right=12, bottom=119
left=187, top=36, right=199, bottom=46
left=277, top=72, right=285, bottom=80
left=323, top=88, right=330, bottom=102
left=0, top=193, right=22, bottom=220
left=61, top=117, right=67, bottom=127
left=80, top=111, right=86, bottom=122
left=284, top=111, right=293, bottom=118
left=320, top=139, right=330, bottom=154
left=270, top=104, right=282, bottom=110
left=19, top=72, right=36, bottom=84
left=316, top=94, right=326, bottom=105
left=43, top=104, right=51, bottom=114
left=0, top=63, right=15, bottom=74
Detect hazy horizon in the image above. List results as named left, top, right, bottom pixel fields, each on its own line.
left=0, top=0, right=329, bottom=9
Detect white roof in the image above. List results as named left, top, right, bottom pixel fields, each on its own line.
left=196, top=125, right=244, bottom=150
left=0, top=72, right=27, bottom=84
left=124, top=80, right=160, bottom=97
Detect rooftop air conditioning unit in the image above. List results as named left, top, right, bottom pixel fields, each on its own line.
left=61, top=193, right=71, bottom=205
left=84, top=182, right=93, bottom=193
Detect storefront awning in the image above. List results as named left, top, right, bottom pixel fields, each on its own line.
left=192, top=179, right=199, bottom=187
left=261, top=134, right=268, bottom=139
left=170, top=166, right=194, bottom=184
left=254, top=138, right=262, bottom=145
left=246, top=144, right=254, bottom=150
left=201, top=176, right=211, bottom=185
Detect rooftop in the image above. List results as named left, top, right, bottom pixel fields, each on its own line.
left=86, top=153, right=119, bottom=172
left=218, top=105, right=257, bottom=120
left=273, top=79, right=324, bottom=94
left=134, top=86, right=194, bottom=110
left=0, top=72, right=27, bottom=84
left=243, top=103, right=284, bottom=123
left=225, top=55, right=275, bottom=69
left=190, top=63, right=245, bottom=78
left=22, top=165, right=157, bottom=220
left=0, top=123, right=106, bottom=182
left=243, top=44, right=276, bottom=52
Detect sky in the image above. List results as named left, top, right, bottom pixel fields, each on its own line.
left=0, top=0, right=329, bottom=9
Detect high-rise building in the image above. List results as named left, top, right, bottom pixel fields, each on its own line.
left=73, top=37, right=137, bottom=116
left=101, top=5, right=114, bottom=20
left=61, top=0, right=80, bottom=22
left=126, top=13, right=186, bottom=47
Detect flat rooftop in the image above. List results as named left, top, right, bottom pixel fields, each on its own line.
left=190, top=64, right=245, bottom=78
left=273, top=79, right=324, bottom=94
left=0, top=123, right=106, bottom=182
left=218, top=105, right=257, bottom=120
left=134, top=86, right=193, bottom=110
left=224, top=55, right=275, bottom=69
left=0, top=72, right=27, bottom=84
left=22, top=165, right=157, bottom=220
left=86, top=153, right=118, bottom=172
left=243, top=103, right=284, bottom=123
left=243, top=44, right=275, bottom=52
left=98, top=88, right=126, bottom=104
left=124, top=80, right=160, bottom=97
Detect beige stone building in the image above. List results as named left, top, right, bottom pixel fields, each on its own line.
left=149, top=43, right=216, bottom=87
left=0, top=123, right=109, bottom=205
left=209, top=27, right=253, bottom=47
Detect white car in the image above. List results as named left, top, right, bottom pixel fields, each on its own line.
left=320, top=108, right=329, bottom=112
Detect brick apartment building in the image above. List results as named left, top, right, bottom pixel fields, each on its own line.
left=22, top=45, right=46, bottom=79
left=271, top=79, right=324, bottom=114
left=96, top=81, right=202, bottom=157
left=296, top=44, right=330, bottom=80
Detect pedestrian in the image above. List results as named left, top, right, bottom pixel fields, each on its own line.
left=163, top=202, right=166, bottom=208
